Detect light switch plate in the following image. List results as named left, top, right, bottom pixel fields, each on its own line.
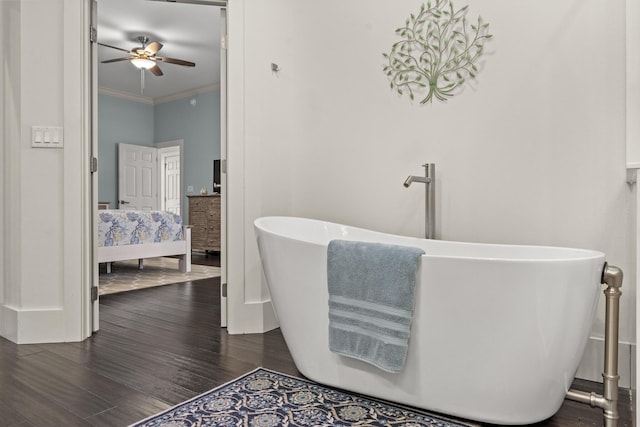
left=32, top=126, right=64, bottom=148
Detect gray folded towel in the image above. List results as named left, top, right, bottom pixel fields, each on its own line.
left=327, top=239, right=424, bottom=373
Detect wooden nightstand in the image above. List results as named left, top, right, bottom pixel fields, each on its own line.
left=187, top=195, right=221, bottom=252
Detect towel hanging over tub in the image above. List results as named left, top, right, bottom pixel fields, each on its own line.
left=327, top=239, right=424, bottom=373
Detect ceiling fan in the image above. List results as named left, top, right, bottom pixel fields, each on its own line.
left=98, top=36, right=196, bottom=77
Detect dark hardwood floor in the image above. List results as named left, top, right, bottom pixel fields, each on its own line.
left=0, top=256, right=633, bottom=426
left=190, top=250, right=220, bottom=267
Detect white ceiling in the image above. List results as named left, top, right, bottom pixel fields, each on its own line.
left=97, top=0, right=221, bottom=101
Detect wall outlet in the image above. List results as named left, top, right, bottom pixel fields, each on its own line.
left=187, top=185, right=194, bottom=193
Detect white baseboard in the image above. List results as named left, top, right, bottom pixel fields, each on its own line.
left=0, top=305, right=18, bottom=343
left=0, top=304, right=66, bottom=344
left=575, top=337, right=634, bottom=389
left=263, top=300, right=279, bottom=332
left=227, top=299, right=279, bottom=335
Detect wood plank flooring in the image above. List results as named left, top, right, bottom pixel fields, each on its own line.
left=0, top=265, right=633, bottom=426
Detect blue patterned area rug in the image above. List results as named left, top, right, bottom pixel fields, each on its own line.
left=130, top=368, right=478, bottom=427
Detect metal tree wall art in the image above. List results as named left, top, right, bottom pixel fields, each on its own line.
left=383, top=0, right=493, bottom=104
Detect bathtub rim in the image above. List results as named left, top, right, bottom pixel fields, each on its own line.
left=254, top=215, right=606, bottom=263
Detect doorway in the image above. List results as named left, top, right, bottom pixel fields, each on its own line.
left=94, top=0, right=227, bottom=329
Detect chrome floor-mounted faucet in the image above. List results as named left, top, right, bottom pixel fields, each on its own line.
left=404, top=163, right=435, bottom=239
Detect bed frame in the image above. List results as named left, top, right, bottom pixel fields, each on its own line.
left=98, top=226, right=192, bottom=273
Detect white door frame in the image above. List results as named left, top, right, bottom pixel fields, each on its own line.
left=220, top=7, right=228, bottom=327
left=90, top=0, right=99, bottom=333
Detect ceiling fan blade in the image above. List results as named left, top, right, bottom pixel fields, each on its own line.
left=98, top=43, right=131, bottom=53
left=149, top=64, right=164, bottom=76
left=101, top=57, right=134, bottom=64
left=144, top=41, right=163, bottom=55
left=156, top=56, right=196, bottom=67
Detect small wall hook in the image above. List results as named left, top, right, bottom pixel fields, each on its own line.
left=271, top=63, right=280, bottom=72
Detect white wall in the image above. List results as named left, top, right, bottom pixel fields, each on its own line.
left=0, top=0, right=92, bottom=343
left=228, top=0, right=635, bottom=384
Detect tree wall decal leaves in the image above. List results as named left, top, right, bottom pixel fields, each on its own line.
left=383, top=0, right=493, bottom=104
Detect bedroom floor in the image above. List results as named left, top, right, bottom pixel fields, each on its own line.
left=0, top=271, right=633, bottom=426
left=190, top=250, right=221, bottom=267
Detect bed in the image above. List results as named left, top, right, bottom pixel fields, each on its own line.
left=98, top=210, right=191, bottom=273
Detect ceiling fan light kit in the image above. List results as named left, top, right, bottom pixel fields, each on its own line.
left=131, top=57, right=156, bottom=69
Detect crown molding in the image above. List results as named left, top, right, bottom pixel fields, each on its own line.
left=98, top=83, right=221, bottom=105
left=98, top=87, right=154, bottom=105
left=146, top=0, right=227, bottom=5
left=153, top=83, right=221, bottom=104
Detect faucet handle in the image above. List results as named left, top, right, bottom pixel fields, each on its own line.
left=421, top=163, right=435, bottom=177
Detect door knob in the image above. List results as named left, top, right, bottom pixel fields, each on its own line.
left=119, top=200, right=130, bottom=204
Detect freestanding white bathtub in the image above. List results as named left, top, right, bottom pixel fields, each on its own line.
left=254, top=216, right=606, bottom=425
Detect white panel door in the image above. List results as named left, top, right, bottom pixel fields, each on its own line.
left=162, top=153, right=181, bottom=214
left=118, top=143, right=158, bottom=210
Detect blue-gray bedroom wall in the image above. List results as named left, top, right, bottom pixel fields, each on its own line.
left=155, top=90, right=221, bottom=217
left=98, top=94, right=155, bottom=208
left=98, top=89, right=220, bottom=216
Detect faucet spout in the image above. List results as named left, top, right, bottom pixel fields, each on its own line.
left=403, top=163, right=436, bottom=239
left=403, top=175, right=431, bottom=187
